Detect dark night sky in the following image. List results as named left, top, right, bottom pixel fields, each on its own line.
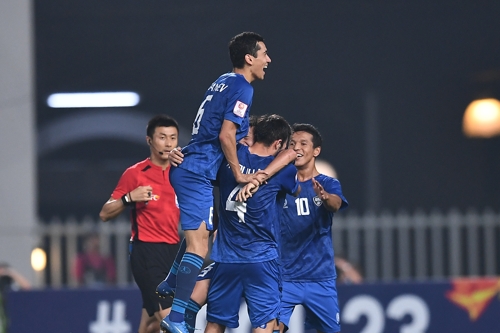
left=35, top=1, right=500, bottom=219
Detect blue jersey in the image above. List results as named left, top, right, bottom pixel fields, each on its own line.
left=179, top=73, right=253, bottom=180
left=280, top=174, right=348, bottom=281
left=211, top=145, right=299, bottom=263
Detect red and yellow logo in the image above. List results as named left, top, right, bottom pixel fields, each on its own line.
left=446, top=278, right=500, bottom=321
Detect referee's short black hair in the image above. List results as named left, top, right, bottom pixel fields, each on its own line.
left=147, top=115, right=179, bottom=138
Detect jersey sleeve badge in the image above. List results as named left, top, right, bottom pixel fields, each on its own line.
left=233, top=100, right=248, bottom=117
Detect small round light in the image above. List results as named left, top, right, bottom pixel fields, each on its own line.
left=463, top=98, right=500, bottom=138
left=31, top=248, right=47, bottom=272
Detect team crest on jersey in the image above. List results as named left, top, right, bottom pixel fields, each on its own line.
left=233, top=100, right=248, bottom=117
left=313, top=196, right=323, bottom=207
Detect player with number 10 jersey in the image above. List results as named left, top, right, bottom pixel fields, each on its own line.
left=279, top=124, right=348, bottom=333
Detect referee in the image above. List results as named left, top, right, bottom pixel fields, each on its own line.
left=100, top=115, right=181, bottom=333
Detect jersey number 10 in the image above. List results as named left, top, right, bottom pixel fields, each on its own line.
left=295, top=198, right=310, bottom=216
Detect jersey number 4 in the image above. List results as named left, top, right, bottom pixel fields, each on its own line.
left=192, top=95, right=213, bottom=135
left=226, top=185, right=247, bottom=223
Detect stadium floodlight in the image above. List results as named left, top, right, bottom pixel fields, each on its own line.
left=47, top=92, right=140, bottom=108
left=462, top=98, right=500, bottom=138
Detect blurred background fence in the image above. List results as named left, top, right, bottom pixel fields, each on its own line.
left=38, top=209, right=500, bottom=287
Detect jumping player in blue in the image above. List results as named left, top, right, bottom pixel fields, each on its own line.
left=159, top=32, right=272, bottom=333
left=206, top=115, right=300, bottom=333
left=279, top=124, right=348, bottom=333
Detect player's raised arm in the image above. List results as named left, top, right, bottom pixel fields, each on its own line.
left=260, top=148, right=297, bottom=181
left=220, top=119, right=267, bottom=184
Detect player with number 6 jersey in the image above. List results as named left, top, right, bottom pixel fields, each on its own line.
left=179, top=73, right=252, bottom=180
left=161, top=32, right=274, bottom=333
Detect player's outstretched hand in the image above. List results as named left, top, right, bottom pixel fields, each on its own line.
left=168, top=147, right=184, bottom=166
left=130, top=185, right=154, bottom=203
left=236, top=182, right=259, bottom=202
left=312, top=178, right=328, bottom=201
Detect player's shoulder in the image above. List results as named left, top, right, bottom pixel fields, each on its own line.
left=316, top=173, right=338, bottom=182
left=315, top=173, right=341, bottom=188
left=220, top=72, right=252, bottom=88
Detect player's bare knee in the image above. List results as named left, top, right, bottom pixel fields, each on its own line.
left=205, top=322, right=225, bottom=333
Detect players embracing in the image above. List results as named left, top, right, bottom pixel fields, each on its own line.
left=206, top=114, right=300, bottom=333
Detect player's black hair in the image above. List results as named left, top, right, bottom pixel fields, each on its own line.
left=249, top=114, right=259, bottom=128
left=292, top=123, right=323, bottom=148
left=253, top=114, right=291, bottom=149
left=147, top=115, right=179, bottom=138
left=229, top=32, right=264, bottom=69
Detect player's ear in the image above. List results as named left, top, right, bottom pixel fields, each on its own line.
left=313, top=146, right=321, bottom=157
left=245, top=54, right=253, bottom=65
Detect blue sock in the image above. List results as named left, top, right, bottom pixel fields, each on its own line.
left=165, top=238, right=187, bottom=288
left=185, top=299, right=201, bottom=333
left=169, top=252, right=204, bottom=322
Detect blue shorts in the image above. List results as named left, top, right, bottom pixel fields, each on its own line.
left=280, top=279, right=340, bottom=333
left=197, top=262, right=218, bottom=281
left=206, top=260, right=280, bottom=329
left=169, top=167, right=214, bottom=231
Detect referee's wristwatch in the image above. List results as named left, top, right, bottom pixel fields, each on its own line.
left=121, top=193, right=134, bottom=206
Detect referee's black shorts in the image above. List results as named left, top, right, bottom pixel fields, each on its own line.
left=130, top=240, right=180, bottom=316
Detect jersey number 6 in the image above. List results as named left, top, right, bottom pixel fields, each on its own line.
left=192, top=95, right=213, bottom=135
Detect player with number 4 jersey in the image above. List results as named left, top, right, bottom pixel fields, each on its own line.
left=211, top=146, right=298, bottom=264
left=206, top=115, right=300, bottom=333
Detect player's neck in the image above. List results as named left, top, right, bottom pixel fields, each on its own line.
left=149, top=155, right=171, bottom=170
left=233, top=68, right=254, bottom=83
left=297, top=163, right=320, bottom=182
left=248, top=143, right=274, bottom=157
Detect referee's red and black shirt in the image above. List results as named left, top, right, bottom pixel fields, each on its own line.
left=111, top=158, right=180, bottom=244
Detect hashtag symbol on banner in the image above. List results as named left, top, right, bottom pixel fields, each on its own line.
left=89, top=300, right=132, bottom=333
